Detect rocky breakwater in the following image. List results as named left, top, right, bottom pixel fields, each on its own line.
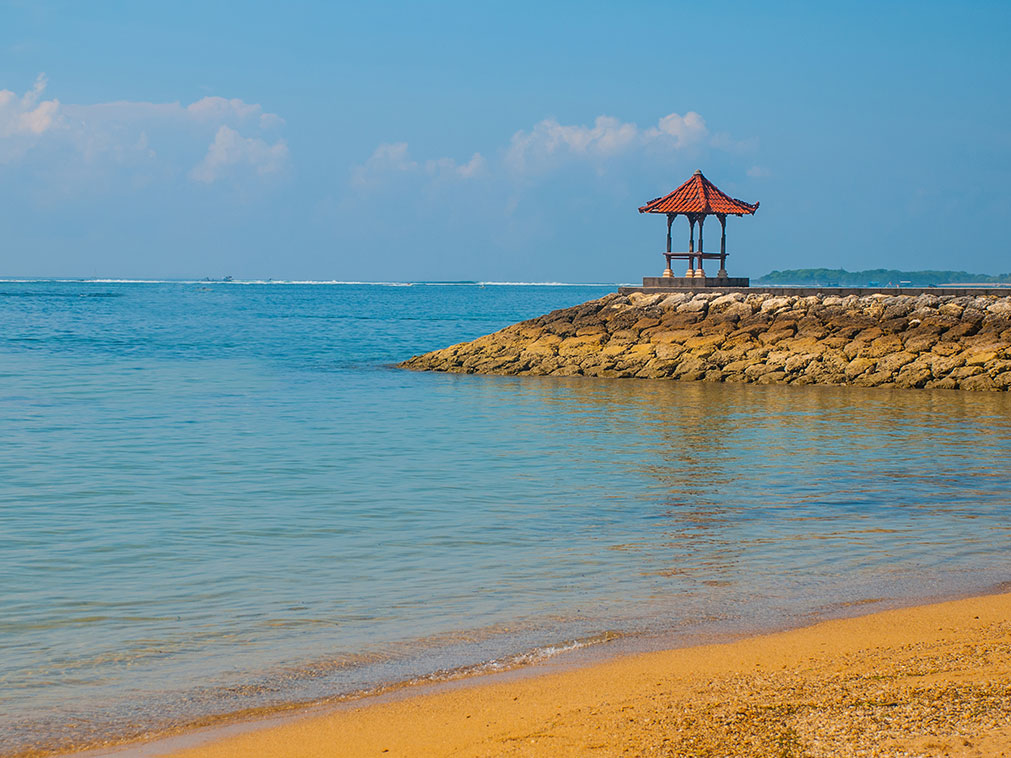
left=400, top=291, right=1011, bottom=391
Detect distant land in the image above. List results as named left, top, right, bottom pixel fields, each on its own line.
left=755, top=268, right=1011, bottom=287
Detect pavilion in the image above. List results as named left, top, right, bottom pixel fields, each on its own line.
left=638, top=170, right=758, bottom=286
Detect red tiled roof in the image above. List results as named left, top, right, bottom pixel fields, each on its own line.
left=638, top=170, right=758, bottom=216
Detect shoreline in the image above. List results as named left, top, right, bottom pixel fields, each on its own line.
left=49, top=587, right=1011, bottom=758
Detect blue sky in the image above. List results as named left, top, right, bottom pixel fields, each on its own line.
left=1, top=1, right=1009, bottom=281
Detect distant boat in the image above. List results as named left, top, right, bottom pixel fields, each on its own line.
left=223, top=276, right=233, bottom=282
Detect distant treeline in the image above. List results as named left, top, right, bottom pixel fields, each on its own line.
left=755, top=268, right=1011, bottom=286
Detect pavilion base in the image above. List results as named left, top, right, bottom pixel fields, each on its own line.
left=642, top=276, right=750, bottom=289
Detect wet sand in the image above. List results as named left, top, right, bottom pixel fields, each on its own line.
left=159, top=592, right=1011, bottom=758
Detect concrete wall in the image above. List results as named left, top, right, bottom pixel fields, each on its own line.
left=621, top=286, right=1011, bottom=297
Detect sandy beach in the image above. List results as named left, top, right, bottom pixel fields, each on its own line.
left=150, top=592, right=1011, bottom=758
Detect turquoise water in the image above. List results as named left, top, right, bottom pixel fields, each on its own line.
left=2, top=281, right=1011, bottom=755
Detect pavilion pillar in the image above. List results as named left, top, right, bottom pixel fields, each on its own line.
left=718, top=214, right=728, bottom=278
left=686, top=216, right=696, bottom=278
left=663, top=214, right=674, bottom=277
left=695, top=215, right=706, bottom=279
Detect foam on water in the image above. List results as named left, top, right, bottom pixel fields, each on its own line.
left=1, top=280, right=1010, bottom=755
left=0, top=279, right=621, bottom=286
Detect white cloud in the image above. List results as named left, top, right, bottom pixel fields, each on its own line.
left=350, top=142, right=416, bottom=188
left=350, top=110, right=748, bottom=196
left=505, top=112, right=709, bottom=174
left=190, top=125, right=288, bottom=183
left=351, top=142, right=485, bottom=189
left=645, top=112, right=709, bottom=145
left=425, top=152, right=485, bottom=179
left=0, top=73, right=58, bottom=138
left=56, top=95, right=283, bottom=132
left=0, top=74, right=289, bottom=184
left=186, top=96, right=285, bottom=130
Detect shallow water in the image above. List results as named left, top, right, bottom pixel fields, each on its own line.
left=1, top=281, right=1010, bottom=755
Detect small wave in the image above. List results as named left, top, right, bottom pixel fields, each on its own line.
left=220, top=280, right=410, bottom=286
left=0, top=278, right=617, bottom=287
left=409, top=630, right=622, bottom=686
left=476, top=281, right=615, bottom=287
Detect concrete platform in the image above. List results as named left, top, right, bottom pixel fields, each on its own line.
left=641, top=276, right=750, bottom=289
left=618, top=284, right=1011, bottom=297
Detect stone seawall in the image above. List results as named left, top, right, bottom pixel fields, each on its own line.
left=400, top=291, right=1011, bottom=391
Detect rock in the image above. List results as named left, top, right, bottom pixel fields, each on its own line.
left=758, top=325, right=797, bottom=345
left=948, top=365, right=984, bottom=381
left=875, top=351, right=917, bottom=373
left=988, top=300, right=1011, bottom=317
left=523, top=334, right=562, bottom=356
left=548, top=363, right=582, bottom=377
left=883, top=302, right=913, bottom=320
left=903, top=333, right=938, bottom=353
left=944, top=320, right=982, bottom=339
left=723, top=301, right=754, bottom=319
left=986, top=359, right=1011, bottom=376
left=632, top=317, right=661, bottom=330
left=764, top=350, right=792, bottom=370
left=557, top=334, right=605, bottom=357
left=963, top=306, right=987, bottom=323
left=756, top=370, right=788, bottom=384
left=845, top=357, right=876, bottom=380
left=628, top=292, right=660, bottom=307
left=636, top=357, right=679, bottom=378
left=655, top=343, right=686, bottom=360
left=853, top=370, right=894, bottom=387
left=960, top=374, right=996, bottom=391
left=608, top=329, right=640, bottom=344
left=865, top=335, right=903, bottom=358
left=684, top=333, right=727, bottom=350
left=894, top=362, right=933, bottom=389
left=932, top=341, right=962, bottom=357
left=930, top=353, right=966, bottom=377
left=645, top=326, right=680, bottom=346
left=993, top=371, right=1011, bottom=389
left=708, top=293, right=745, bottom=311
left=783, top=353, right=817, bottom=373
left=399, top=292, right=1011, bottom=392
left=759, top=296, right=792, bottom=313
left=658, top=293, right=690, bottom=308
left=678, top=297, right=709, bottom=314
left=745, top=362, right=775, bottom=379
left=622, top=343, right=656, bottom=363
left=670, top=354, right=708, bottom=380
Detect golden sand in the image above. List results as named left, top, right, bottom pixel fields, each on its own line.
left=158, top=592, right=1011, bottom=758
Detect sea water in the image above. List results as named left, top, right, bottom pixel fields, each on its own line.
left=2, top=281, right=1010, bottom=755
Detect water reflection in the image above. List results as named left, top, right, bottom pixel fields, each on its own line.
left=446, top=375, right=1011, bottom=618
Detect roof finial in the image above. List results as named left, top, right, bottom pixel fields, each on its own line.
left=693, top=169, right=702, bottom=176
